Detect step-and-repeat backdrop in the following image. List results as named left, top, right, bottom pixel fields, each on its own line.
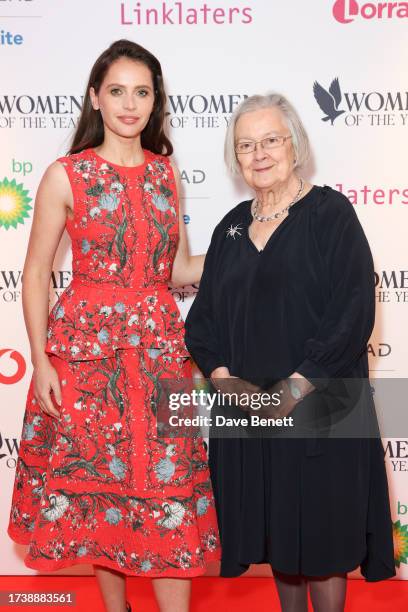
left=1, top=0, right=407, bottom=577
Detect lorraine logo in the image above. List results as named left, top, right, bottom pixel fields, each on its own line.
left=333, top=0, right=359, bottom=22
left=313, top=78, right=345, bottom=125
left=0, top=349, right=26, bottom=384
left=333, top=0, right=408, bottom=23
left=393, top=520, right=408, bottom=567
left=0, top=177, right=32, bottom=230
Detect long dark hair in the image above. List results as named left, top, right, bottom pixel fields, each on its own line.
left=69, top=39, right=172, bottom=156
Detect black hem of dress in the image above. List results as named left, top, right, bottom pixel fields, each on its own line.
left=219, top=558, right=396, bottom=582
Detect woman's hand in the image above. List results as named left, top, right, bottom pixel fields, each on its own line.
left=210, top=366, right=231, bottom=379
left=33, top=356, right=62, bottom=420
left=210, top=369, right=264, bottom=410
left=260, top=376, right=315, bottom=419
left=289, top=372, right=314, bottom=397
left=210, top=367, right=236, bottom=402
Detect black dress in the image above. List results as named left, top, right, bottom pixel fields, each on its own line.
left=184, top=185, right=396, bottom=581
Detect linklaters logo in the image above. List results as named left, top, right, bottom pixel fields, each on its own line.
left=0, top=178, right=32, bottom=229
left=333, top=0, right=408, bottom=23
left=393, top=521, right=408, bottom=567
left=313, top=77, right=408, bottom=127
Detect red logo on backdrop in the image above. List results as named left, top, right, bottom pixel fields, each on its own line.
left=333, top=0, right=359, bottom=23
left=0, top=348, right=26, bottom=384
left=333, top=0, right=408, bottom=22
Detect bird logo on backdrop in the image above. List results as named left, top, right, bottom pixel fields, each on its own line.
left=313, top=78, right=345, bottom=125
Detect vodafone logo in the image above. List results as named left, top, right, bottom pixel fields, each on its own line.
left=0, top=348, right=26, bottom=384
left=333, top=0, right=408, bottom=23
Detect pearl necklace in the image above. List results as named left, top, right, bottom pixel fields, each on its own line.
left=252, top=178, right=304, bottom=223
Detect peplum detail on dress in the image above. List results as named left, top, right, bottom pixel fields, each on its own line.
left=46, top=281, right=189, bottom=362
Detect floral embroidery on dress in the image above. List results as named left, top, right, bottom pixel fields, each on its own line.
left=45, top=150, right=188, bottom=362
left=8, top=148, right=220, bottom=576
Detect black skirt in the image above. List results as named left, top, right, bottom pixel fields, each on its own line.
left=209, top=435, right=395, bottom=580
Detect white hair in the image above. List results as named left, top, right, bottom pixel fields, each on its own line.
left=224, top=93, right=311, bottom=174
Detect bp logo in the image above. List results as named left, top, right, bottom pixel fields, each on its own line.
left=0, top=177, right=32, bottom=230
left=393, top=520, right=408, bottom=567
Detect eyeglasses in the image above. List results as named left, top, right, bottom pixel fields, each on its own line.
left=235, top=135, right=292, bottom=155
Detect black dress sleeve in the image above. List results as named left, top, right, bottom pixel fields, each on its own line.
left=296, top=189, right=375, bottom=380
left=185, top=224, right=226, bottom=378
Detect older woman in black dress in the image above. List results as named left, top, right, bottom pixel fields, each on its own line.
left=184, top=94, right=395, bottom=611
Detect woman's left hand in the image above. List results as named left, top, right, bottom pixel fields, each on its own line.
left=257, top=376, right=314, bottom=419
left=262, top=379, right=299, bottom=419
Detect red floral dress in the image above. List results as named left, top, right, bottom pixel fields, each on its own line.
left=8, top=148, right=220, bottom=576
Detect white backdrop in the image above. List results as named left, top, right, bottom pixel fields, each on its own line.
left=1, top=0, right=407, bottom=577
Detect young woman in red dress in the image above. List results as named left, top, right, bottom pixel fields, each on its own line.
left=8, top=39, right=220, bottom=612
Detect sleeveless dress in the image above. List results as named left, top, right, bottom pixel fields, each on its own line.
left=7, top=148, right=220, bottom=576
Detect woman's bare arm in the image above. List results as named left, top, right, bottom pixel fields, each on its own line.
left=23, top=160, right=72, bottom=417
left=170, top=161, right=205, bottom=287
